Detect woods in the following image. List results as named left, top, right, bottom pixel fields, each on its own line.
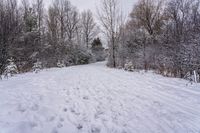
left=2, top=1, right=200, bottom=132
left=102, top=0, right=200, bottom=82
left=0, top=0, right=100, bottom=77
left=0, top=0, right=200, bottom=82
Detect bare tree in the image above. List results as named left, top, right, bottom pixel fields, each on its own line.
left=65, top=5, right=79, bottom=44
left=21, top=0, right=30, bottom=16
left=81, top=10, right=98, bottom=48
left=0, top=0, right=94, bottom=75
left=34, top=0, right=44, bottom=35
left=115, top=0, right=200, bottom=81
left=129, top=0, right=165, bottom=70
left=131, top=0, right=164, bottom=36
left=53, top=0, right=79, bottom=45
left=47, top=6, right=59, bottom=46
left=53, top=0, right=65, bottom=43
left=98, top=0, right=124, bottom=67
left=0, top=0, right=21, bottom=75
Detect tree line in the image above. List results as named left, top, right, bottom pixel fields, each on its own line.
left=1, top=0, right=200, bottom=82
left=0, top=0, right=102, bottom=77
left=100, top=0, right=200, bottom=82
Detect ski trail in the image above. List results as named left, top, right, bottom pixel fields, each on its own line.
left=0, top=62, right=200, bottom=133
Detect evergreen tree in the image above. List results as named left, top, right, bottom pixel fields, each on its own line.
left=24, top=8, right=38, bottom=32
left=91, top=38, right=106, bottom=62
left=4, top=58, right=18, bottom=77
left=33, top=60, right=42, bottom=73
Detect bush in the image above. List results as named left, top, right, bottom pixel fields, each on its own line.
left=32, top=60, right=42, bottom=73
left=124, top=60, right=134, bottom=72
left=4, top=58, right=18, bottom=77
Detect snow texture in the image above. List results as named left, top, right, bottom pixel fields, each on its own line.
left=0, top=62, right=200, bottom=133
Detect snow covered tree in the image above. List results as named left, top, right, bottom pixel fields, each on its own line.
left=4, top=58, right=18, bottom=77
left=124, top=60, right=134, bottom=72
left=33, top=60, right=42, bottom=73
left=115, top=0, right=200, bottom=82
left=0, top=0, right=22, bottom=75
left=91, top=38, right=106, bottom=62
left=44, top=0, right=94, bottom=68
left=81, top=10, right=98, bottom=48
left=23, top=8, right=38, bottom=32
left=98, top=0, right=124, bottom=67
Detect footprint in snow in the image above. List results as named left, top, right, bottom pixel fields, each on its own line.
left=77, top=124, right=83, bottom=130
left=57, top=123, right=63, bottom=128
left=153, top=101, right=163, bottom=108
left=70, top=108, right=80, bottom=115
left=15, top=121, right=38, bottom=132
left=31, top=104, right=39, bottom=111
left=95, top=111, right=104, bottom=119
left=17, top=104, right=26, bottom=113
left=91, top=127, right=101, bottom=133
left=38, top=95, right=43, bottom=101
left=48, top=116, right=55, bottom=122
left=63, top=108, right=68, bottom=112
left=70, top=108, right=75, bottom=113
left=51, top=128, right=58, bottom=133
left=83, top=96, right=89, bottom=100
left=72, top=111, right=81, bottom=116
left=74, top=87, right=79, bottom=90
left=59, top=117, right=65, bottom=122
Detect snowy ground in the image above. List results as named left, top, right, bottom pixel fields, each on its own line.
left=0, top=62, right=200, bottom=133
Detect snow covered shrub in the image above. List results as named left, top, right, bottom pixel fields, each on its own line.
left=57, top=60, right=65, bottom=68
left=155, top=55, right=174, bottom=77
left=124, top=60, right=134, bottom=72
left=33, top=60, right=42, bottom=73
left=184, top=71, right=200, bottom=83
left=75, top=50, right=93, bottom=65
left=71, top=45, right=93, bottom=65
left=4, top=58, right=18, bottom=77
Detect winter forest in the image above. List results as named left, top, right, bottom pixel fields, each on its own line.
left=1, top=0, right=200, bottom=133
left=0, top=0, right=200, bottom=82
left=0, top=0, right=106, bottom=77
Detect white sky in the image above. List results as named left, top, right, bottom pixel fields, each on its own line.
left=28, top=0, right=138, bottom=44
left=44, top=0, right=137, bottom=17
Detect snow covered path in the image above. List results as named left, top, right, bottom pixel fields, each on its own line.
left=0, top=62, right=200, bottom=133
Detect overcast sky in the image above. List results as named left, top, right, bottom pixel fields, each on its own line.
left=42, top=0, right=138, bottom=44
left=44, top=0, right=137, bottom=17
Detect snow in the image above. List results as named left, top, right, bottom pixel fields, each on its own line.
left=0, top=62, right=200, bottom=133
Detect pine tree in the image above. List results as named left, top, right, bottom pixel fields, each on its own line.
left=24, top=8, right=38, bottom=32
left=33, top=60, right=42, bottom=73
left=4, top=58, right=18, bottom=78
left=91, top=38, right=106, bottom=62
